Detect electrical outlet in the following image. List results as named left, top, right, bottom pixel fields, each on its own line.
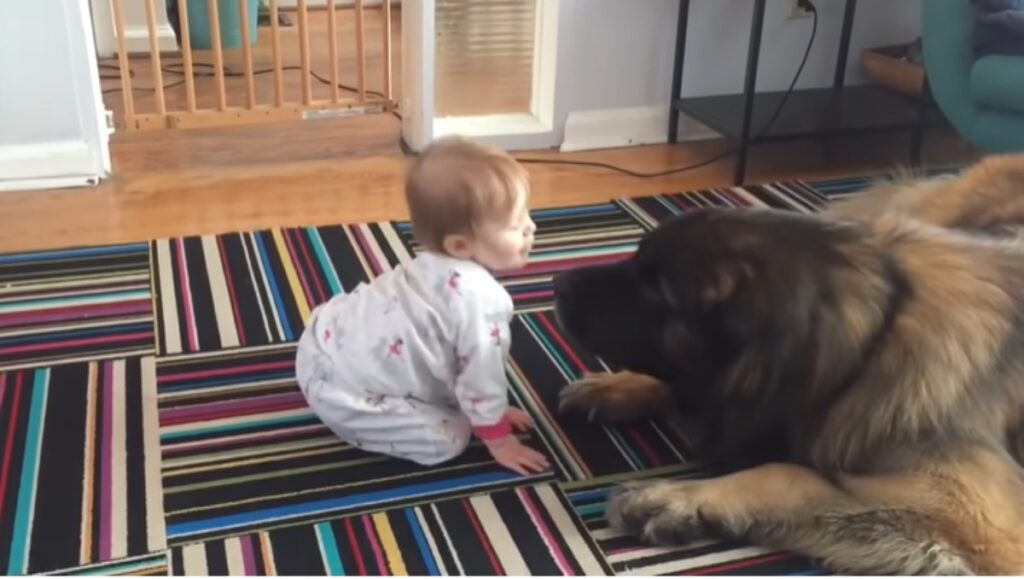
left=789, top=0, right=813, bottom=19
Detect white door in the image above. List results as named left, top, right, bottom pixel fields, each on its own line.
left=402, top=0, right=560, bottom=151
left=0, top=0, right=112, bottom=191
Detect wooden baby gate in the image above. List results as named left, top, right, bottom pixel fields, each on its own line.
left=106, top=0, right=395, bottom=130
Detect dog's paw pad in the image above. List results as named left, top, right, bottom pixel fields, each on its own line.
left=606, top=481, right=713, bottom=545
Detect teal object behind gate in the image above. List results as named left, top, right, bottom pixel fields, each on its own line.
left=184, top=0, right=259, bottom=50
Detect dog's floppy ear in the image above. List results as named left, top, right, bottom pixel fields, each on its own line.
left=660, top=260, right=754, bottom=310
left=700, top=260, right=754, bottom=304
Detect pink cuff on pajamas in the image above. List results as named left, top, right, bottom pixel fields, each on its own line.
left=472, top=417, right=511, bottom=441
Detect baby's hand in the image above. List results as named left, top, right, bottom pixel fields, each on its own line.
left=506, top=407, right=534, bottom=432
left=484, top=435, right=549, bottom=476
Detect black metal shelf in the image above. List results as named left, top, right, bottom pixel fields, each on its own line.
left=673, top=84, right=943, bottom=143
left=667, top=0, right=936, bottom=185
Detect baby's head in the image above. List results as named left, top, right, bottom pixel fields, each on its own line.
left=406, top=136, right=536, bottom=271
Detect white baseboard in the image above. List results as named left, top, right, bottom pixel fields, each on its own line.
left=432, top=114, right=560, bottom=151
left=0, top=176, right=101, bottom=193
left=123, top=24, right=178, bottom=54
left=560, top=104, right=719, bottom=153
left=0, top=142, right=106, bottom=192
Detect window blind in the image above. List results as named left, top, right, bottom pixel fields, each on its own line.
left=434, top=0, right=537, bottom=117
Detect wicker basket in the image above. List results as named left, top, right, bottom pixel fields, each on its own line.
left=861, top=44, right=925, bottom=98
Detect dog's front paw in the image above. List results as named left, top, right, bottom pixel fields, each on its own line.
left=606, top=480, right=740, bottom=546
left=558, top=375, right=616, bottom=421
left=558, top=372, right=664, bottom=422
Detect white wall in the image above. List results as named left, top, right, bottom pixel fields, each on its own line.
left=91, top=0, right=181, bottom=57
left=402, top=0, right=435, bottom=150
left=0, top=0, right=111, bottom=191
left=556, top=0, right=921, bottom=149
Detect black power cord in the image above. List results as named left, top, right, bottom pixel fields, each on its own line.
left=101, top=61, right=387, bottom=100
left=103, top=78, right=186, bottom=94
left=101, top=61, right=402, bottom=122
left=513, top=0, right=819, bottom=178
left=98, top=62, right=131, bottom=80
left=162, top=62, right=389, bottom=99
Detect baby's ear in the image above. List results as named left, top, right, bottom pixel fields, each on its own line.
left=443, top=234, right=474, bottom=260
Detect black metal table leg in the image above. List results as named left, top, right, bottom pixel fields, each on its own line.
left=819, top=0, right=858, bottom=169
left=911, top=75, right=932, bottom=166
left=734, top=0, right=767, bottom=186
left=668, top=0, right=690, bottom=144
left=834, top=0, right=858, bottom=89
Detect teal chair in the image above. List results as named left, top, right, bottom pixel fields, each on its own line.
left=922, top=0, right=1024, bottom=152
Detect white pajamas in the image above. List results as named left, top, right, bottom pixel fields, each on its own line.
left=294, top=251, right=515, bottom=465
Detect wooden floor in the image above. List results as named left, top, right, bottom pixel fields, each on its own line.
left=0, top=113, right=977, bottom=254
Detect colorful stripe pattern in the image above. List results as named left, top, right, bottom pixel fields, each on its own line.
left=509, top=312, right=696, bottom=480
left=0, top=359, right=165, bottom=575
left=620, top=172, right=962, bottom=230
left=804, top=169, right=959, bottom=203
left=157, top=344, right=555, bottom=545
left=0, top=244, right=154, bottom=371
left=395, top=203, right=647, bottom=311
left=153, top=204, right=646, bottom=358
left=0, top=175, right=912, bottom=575
left=152, top=224, right=412, bottom=356
left=52, top=553, right=169, bottom=576
left=618, top=181, right=834, bottom=230
left=564, top=471, right=822, bottom=576
left=170, top=483, right=610, bottom=576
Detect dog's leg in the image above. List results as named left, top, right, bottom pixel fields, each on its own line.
left=607, top=450, right=1024, bottom=575
left=558, top=371, right=672, bottom=422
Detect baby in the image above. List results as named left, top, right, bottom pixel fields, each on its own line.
left=295, top=136, right=550, bottom=475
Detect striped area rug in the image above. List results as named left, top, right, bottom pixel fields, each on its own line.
left=394, top=203, right=646, bottom=312
left=157, top=344, right=554, bottom=545
left=151, top=203, right=645, bottom=356
left=169, top=483, right=610, bottom=576
left=150, top=224, right=405, bottom=356
left=508, top=312, right=695, bottom=479
left=0, top=174, right=901, bottom=575
left=52, top=553, right=169, bottom=576
left=619, top=180, right=832, bottom=230
left=0, top=360, right=165, bottom=575
left=0, top=244, right=154, bottom=371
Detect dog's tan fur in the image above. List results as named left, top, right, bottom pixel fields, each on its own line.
left=558, top=155, right=1024, bottom=574
left=829, top=155, right=1024, bottom=233
left=558, top=371, right=674, bottom=422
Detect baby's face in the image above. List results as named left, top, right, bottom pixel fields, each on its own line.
left=471, top=186, right=536, bottom=272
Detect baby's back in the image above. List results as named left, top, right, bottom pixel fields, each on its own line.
left=307, top=252, right=507, bottom=404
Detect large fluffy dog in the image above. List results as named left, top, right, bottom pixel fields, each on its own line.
left=553, top=156, right=1024, bottom=575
